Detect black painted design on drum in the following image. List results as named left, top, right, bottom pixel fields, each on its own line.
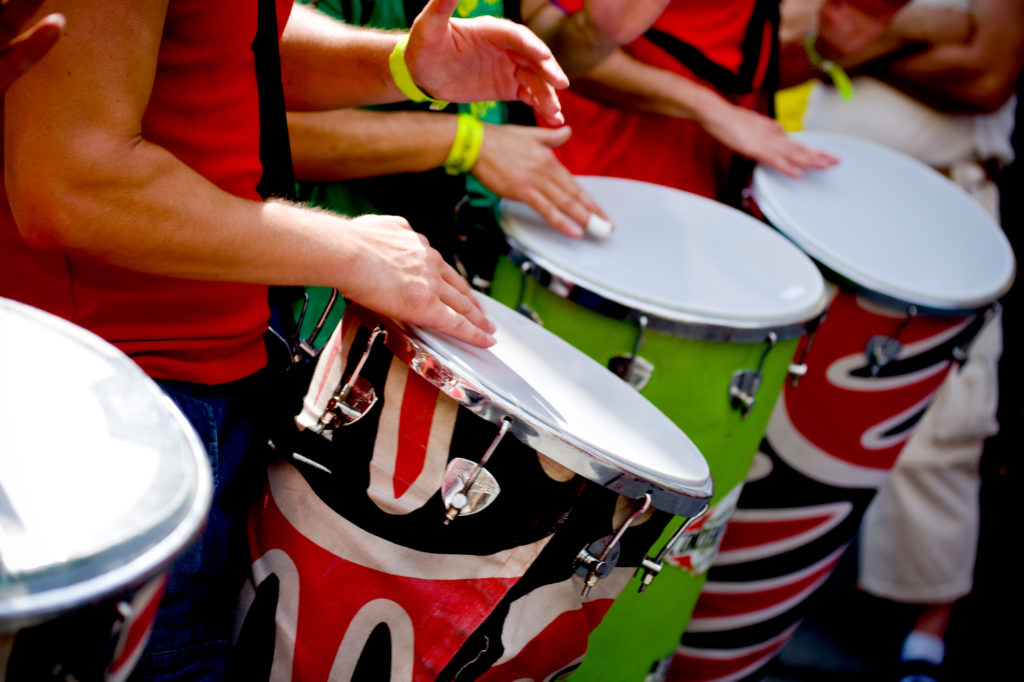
left=5, top=600, right=121, bottom=681
left=352, top=622, right=393, bottom=682
left=279, top=322, right=588, bottom=557
left=230, top=573, right=279, bottom=682
left=440, top=498, right=674, bottom=680
left=848, top=314, right=984, bottom=379
left=679, top=437, right=875, bottom=653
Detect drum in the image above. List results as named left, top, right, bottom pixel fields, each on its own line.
left=666, top=131, right=1016, bottom=681
left=488, top=176, right=828, bottom=681
left=0, top=298, right=212, bottom=681
left=234, top=293, right=712, bottom=681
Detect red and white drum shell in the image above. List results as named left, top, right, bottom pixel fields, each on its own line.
left=236, top=295, right=711, bottom=682
left=0, top=298, right=212, bottom=682
left=665, top=131, right=1016, bottom=681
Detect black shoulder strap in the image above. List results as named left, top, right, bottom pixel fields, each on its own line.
left=642, top=0, right=779, bottom=97
left=253, top=0, right=297, bottom=200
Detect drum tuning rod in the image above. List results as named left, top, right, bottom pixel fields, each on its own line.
left=580, top=494, right=652, bottom=598
left=445, top=417, right=512, bottom=524
left=637, top=503, right=710, bottom=594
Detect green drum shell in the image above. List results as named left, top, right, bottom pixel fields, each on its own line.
left=491, top=257, right=802, bottom=680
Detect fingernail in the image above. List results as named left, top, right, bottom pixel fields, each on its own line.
left=586, top=214, right=613, bottom=240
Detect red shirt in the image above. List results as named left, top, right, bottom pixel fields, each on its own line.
left=0, top=0, right=293, bottom=384
left=552, top=0, right=776, bottom=200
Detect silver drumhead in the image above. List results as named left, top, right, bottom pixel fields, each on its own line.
left=752, top=131, right=1016, bottom=312
left=499, top=175, right=828, bottom=340
left=0, top=298, right=212, bottom=630
left=353, top=294, right=713, bottom=518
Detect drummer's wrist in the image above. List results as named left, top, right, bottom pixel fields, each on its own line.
left=444, top=113, right=484, bottom=175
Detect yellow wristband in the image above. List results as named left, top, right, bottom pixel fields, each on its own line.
left=804, top=32, right=854, bottom=101
left=389, top=36, right=449, bottom=111
left=444, top=113, right=484, bottom=175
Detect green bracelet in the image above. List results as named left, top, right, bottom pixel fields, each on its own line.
left=389, top=36, right=449, bottom=111
left=444, top=113, right=484, bottom=175
left=805, top=32, right=854, bottom=101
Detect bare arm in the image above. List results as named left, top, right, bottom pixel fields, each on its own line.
left=520, top=0, right=669, bottom=77
left=873, top=0, right=1024, bottom=113
left=281, top=0, right=568, bottom=124
left=5, top=0, right=494, bottom=346
left=573, top=50, right=837, bottom=177
left=0, top=0, right=63, bottom=93
left=289, top=107, right=606, bottom=237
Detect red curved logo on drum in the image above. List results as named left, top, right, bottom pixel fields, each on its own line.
left=667, top=624, right=801, bottom=682
left=368, top=359, right=456, bottom=515
left=686, top=547, right=845, bottom=634
left=778, top=293, right=966, bottom=476
left=712, top=502, right=852, bottom=567
left=477, top=569, right=632, bottom=682
left=246, top=461, right=552, bottom=681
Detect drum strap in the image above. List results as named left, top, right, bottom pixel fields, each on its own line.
left=642, top=0, right=780, bottom=102
left=253, top=0, right=297, bottom=202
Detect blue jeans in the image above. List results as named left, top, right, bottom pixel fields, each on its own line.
left=129, top=372, right=273, bottom=682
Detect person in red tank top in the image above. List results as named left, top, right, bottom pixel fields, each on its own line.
left=531, top=0, right=904, bottom=203
left=1, top=0, right=571, bottom=678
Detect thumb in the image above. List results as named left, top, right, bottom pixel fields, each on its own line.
left=534, top=125, right=573, bottom=149
left=417, top=0, right=460, bottom=28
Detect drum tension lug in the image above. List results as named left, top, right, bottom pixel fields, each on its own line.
left=865, top=305, right=916, bottom=377
left=609, top=315, right=652, bottom=390
left=576, top=493, right=652, bottom=598
left=637, top=503, right=709, bottom=594
left=316, top=326, right=386, bottom=432
left=443, top=417, right=512, bottom=523
left=730, top=332, right=777, bottom=418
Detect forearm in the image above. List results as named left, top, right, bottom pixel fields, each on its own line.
left=7, top=131, right=371, bottom=292
left=572, top=50, right=721, bottom=122
left=280, top=3, right=403, bottom=111
left=289, top=108, right=457, bottom=181
left=875, top=4, right=1024, bottom=115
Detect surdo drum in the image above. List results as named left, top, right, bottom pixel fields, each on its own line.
left=236, top=293, right=712, bottom=681
left=0, top=298, right=212, bottom=682
left=664, top=131, right=1016, bottom=681
left=489, top=176, right=828, bottom=681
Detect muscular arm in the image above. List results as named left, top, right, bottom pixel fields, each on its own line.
left=519, top=0, right=669, bottom=77
left=571, top=50, right=836, bottom=176
left=281, top=0, right=568, bottom=123
left=5, top=0, right=493, bottom=345
left=873, top=0, right=1024, bottom=113
left=289, top=107, right=605, bottom=236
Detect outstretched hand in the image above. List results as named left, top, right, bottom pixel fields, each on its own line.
left=703, top=102, right=838, bottom=178
left=473, top=124, right=608, bottom=238
left=405, top=0, right=569, bottom=125
left=339, top=213, right=496, bottom=348
left=1, top=0, right=63, bottom=94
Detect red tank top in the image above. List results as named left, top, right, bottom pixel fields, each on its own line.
left=552, top=0, right=777, bottom=200
left=0, top=0, right=293, bottom=384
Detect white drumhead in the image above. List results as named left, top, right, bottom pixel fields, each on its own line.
left=412, top=294, right=711, bottom=507
left=752, top=131, right=1015, bottom=311
left=0, top=298, right=212, bottom=628
left=500, top=175, right=827, bottom=330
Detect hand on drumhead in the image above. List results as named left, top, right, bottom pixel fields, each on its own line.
left=340, top=214, right=496, bottom=347
left=473, top=124, right=611, bottom=239
left=1, top=1, right=64, bottom=94
left=405, top=0, right=569, bottom=125
left=702, top=102, right=838, bottom=178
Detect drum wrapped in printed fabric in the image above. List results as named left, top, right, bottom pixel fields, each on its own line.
left=235, top=293, right=711, bottom=681
left=0, top=298, right=212, bottom=681
left=490, top=176, right=828, bottom=681
left=664, top=131, right=1016, bottom=682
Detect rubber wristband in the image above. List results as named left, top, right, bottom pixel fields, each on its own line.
left=805, top=32, right=854, bottom=101
left=389, top=36, right=449, bottom=110
left=444, top=113, right=484, bottom=175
